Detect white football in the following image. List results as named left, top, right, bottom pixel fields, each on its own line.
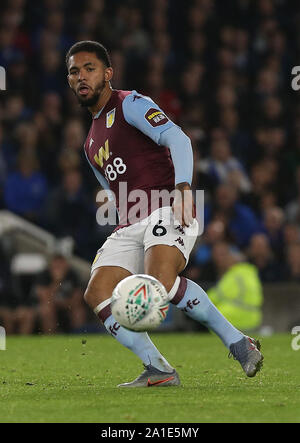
left=111, top=274, right=169, bottom=331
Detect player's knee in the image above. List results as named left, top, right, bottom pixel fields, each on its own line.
left=83, top=283, right=97, bottom=307
left=83, top=280, right=110, bottom=308
left=83, top=287, right=90, bottom=305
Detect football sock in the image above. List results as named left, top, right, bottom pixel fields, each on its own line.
left=94, top=300, right=174, bottom=373
left=169, top=277, right=244, bottom=348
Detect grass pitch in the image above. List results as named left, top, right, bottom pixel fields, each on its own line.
left=0, top=333, right=299, bottom=423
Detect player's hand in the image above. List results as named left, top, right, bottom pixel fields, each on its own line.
left=172, top=182, right=196, bottom=227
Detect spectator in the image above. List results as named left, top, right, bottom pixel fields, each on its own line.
left=2, top=94, right=32, bottom=130
left=121, top=7, right=150, bottom=60
left=187, top=218, right=234, bottom=283
left=259, top=95, right=285, bottom=127
left=207, top=242, right=263, bottom=332
left=179, top=62, right=205, bottom=102
left=110, top=49, right=126, bottom=89
left=62, top=119, right=86, bottom=153
left=7, top=56, right=38, bottom=106
left=194, top=219, right=230, bottom=265
left=40, top=91, right=63, bottom=130
left=14, top=121, right=39, bottom=158
left=0, top=25, right=23, bottom=67
left=199, top=138, right=252, bottom=193
left=143, top=69, right=182, bottom=123
left=247, top=233, right=282, bottom=282
left=45, top=169, right=94, bottom=258
left=4, top=152, right=48, bottom=223
left=219, top=106, right=252, bottom=166
left=285, top=179, right=300, bottom=224
left=242, top=160, right=279, bottom=217
left=283, top=244, right=300, bottom=282
left=185, top=31, right=207, bottom=62
left=38, top=48, right=66, bottom=94
left=283, top=223, right=300, bottom=247
left=58, top=149, right=81, bottom=175
left=262, top=206, right=285, bottom=260
left=255, top=68, right=280, bottom=99
left=233, top=29, right=250, bottom=72
left=284, top=135, right=300, bottom=179
left=204, top=184, right=264, bottom=248
left=34, top=254, right=87, bottom=333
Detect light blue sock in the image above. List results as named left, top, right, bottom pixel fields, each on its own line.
left=171, top=277, right=244, bottom=348
left=104, top=314, right=174, bottom=372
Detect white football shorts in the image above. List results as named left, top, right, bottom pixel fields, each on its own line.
left=91, top=206, right=199, bottom=275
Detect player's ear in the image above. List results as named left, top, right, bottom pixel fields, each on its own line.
left=66, top=68, right=73, bottom=88
left=105, top=67, right=113, bottom=83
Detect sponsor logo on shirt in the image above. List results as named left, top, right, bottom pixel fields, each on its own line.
left=145, top=107, right=169, bottom=127
left=94, top=139, right=110, bottom=168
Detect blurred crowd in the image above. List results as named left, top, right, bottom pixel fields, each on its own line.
left=1, top=0, right=300, bottom=332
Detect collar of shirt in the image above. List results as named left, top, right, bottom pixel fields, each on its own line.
left=93, top=106, right=104, bottom=119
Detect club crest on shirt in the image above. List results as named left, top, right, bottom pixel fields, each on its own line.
left=106, top=108, right=116, bottom=128
left=145, top=108, right=169, bottom=127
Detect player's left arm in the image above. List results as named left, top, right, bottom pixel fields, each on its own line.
left=159, top=126, right=195, bottom=227
left=122, top=92, right=195, bottom=227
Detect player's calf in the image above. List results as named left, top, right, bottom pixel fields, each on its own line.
left=144, top=244, right=186, bottom=293
left=85, top=266, right=175, bottom=378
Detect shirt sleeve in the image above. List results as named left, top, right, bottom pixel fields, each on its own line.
left=123, top=91, right=193, bottom=185
left=159, top=125, right=193, bottom=185
left=122, top=91, right=176, bottom=144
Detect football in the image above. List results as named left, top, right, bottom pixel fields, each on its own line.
left=111, top=274, right=169, bottom=331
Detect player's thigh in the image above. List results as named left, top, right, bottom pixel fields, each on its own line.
left=144, top=244, right=185, bottom=293
left=87, top=226, right=144, bottom=308
left=91, top=224, right=144, bottom=276
left=144, top=206, right=199, bottom=291
left=84, top=266, right=132, bottom=308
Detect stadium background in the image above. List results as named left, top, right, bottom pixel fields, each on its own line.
left=0, top=0, right=300, bottom=334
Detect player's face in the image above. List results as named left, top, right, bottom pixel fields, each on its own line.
left=67, top=51, right=112, bottom=107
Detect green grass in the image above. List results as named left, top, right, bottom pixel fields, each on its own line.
left=0, top=333, right=299, bottom=423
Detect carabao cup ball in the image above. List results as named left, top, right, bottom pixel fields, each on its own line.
left=111, top=274, right=169, bottom=332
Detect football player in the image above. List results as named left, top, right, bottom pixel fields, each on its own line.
left=66, top=41, right=263, bottom=387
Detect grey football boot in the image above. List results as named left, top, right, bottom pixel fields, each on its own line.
left=117, top=364, right=180, bottom=388
left=229, top=336, right=264, bottom=377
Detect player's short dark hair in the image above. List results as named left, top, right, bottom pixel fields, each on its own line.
left=65, top=41, right=111, bottom=68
